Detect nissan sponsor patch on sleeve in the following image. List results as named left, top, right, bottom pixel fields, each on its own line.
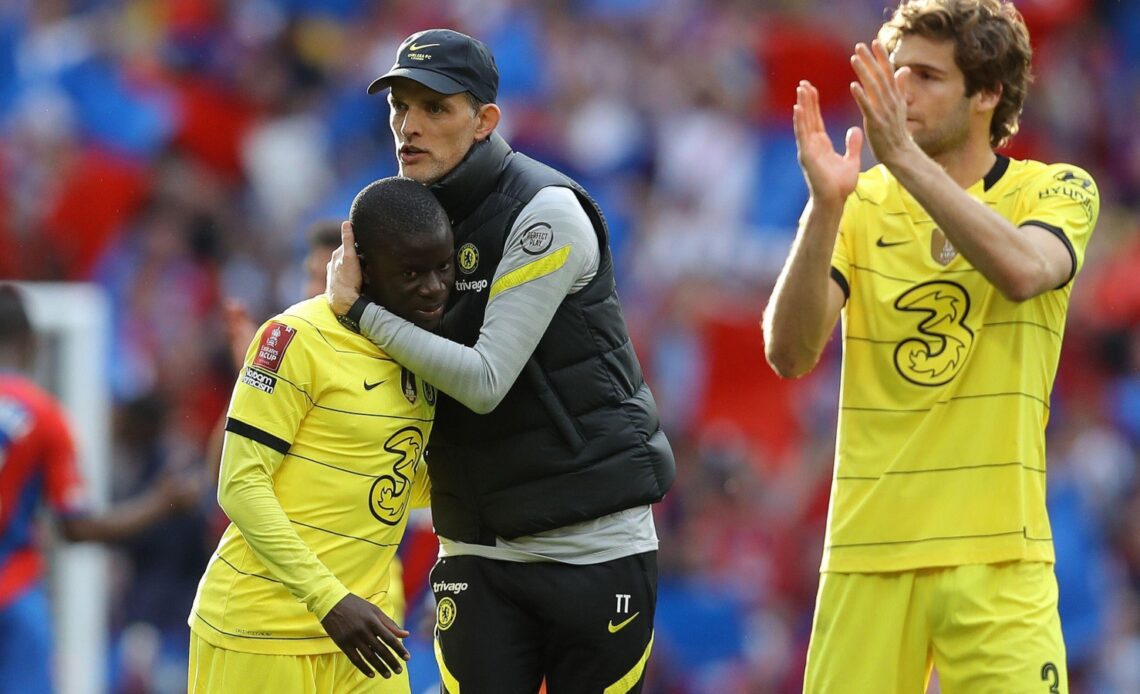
left=252, top=322, right=296, bottom=373
left=240, top=366, right=278, bottom=394
left=520, top=222, right=554, bottom=255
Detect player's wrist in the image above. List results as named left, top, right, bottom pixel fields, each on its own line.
left=878, top=139, right=923, bottom=178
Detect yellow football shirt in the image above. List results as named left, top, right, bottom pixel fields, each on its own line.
left=826, top=156, right=1098, bottom=573
left=190, top=297, right=434, bottom=654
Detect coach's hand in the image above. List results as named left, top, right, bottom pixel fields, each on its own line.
left=326, top=221, right=363, bottom=317
left=320, top=593, right=410, bottom=678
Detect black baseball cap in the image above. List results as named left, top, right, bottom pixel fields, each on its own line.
left=367, top=29, right=498, bottom=104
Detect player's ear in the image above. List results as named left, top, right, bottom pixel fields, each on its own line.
left=974, top=83, right=1002, bottom=113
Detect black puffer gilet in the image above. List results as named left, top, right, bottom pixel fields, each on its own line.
left=427, top=132, right=675, bottom=544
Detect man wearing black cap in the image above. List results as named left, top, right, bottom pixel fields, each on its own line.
left=327, top=28, right=675, bottom=694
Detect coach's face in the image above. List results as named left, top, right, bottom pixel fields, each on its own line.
left=363, top=225, right=454, bottom=331
left=388, top=78, right=500, bottom=186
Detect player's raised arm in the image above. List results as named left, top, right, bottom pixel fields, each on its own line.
left=762, top=80, right=859, bottom=378
left=849, top=39, right=1073, bottom=301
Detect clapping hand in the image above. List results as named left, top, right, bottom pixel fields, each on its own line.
left=849, top=40, right=914, bottom=168
left=793, top=79, right=863, bottom=205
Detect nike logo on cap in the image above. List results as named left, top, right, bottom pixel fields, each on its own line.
left=408, top=42, right=440, bottom=51
left=608, top=612, right=640, bottom=634
left=363, top=379, right=387, bottom=391
left=876, top=237, right=909, bottom=248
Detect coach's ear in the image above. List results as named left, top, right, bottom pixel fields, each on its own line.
left=474, top=103, right=500, bottom=142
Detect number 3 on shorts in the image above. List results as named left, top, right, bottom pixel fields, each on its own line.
left=1041, top=662, right=1059, bottom=693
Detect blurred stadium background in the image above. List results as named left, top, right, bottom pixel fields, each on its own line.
left=2, top=0, right=1139, bottom=692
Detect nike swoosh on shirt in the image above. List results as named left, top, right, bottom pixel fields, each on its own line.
left=608, top=612, right=640, bottom=634
left=876, top=237, right=910, bottom=248
left=407, top=42, right=440, bottom=51
left=363, top=379, right=387, bottom=391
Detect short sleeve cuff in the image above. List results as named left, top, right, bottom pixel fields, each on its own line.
left=830, top=266, right=850, bottom=300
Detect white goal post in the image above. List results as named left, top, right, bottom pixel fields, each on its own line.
left=17, top=281, right=111, bottom=694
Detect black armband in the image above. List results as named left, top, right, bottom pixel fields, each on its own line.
left=336, top=296, right=371, bottom=333
left=347, top=295, right=372, bottom=325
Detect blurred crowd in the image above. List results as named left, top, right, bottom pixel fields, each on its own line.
left=1, top=0, right=1139, bottom=692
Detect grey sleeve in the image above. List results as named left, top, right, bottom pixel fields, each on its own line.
left=357, top=186, right=600, bottom=413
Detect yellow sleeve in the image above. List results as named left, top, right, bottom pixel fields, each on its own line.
left=1018, top=164, right=1100, bottom=282
left=217, top=434, right=349, bottom=619
left=218, top=316, right=349, bottom=620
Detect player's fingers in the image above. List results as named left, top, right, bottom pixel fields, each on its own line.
left=793, top=86, right=811, bottom=139
left=871, top=39, right=893, bottom=73
left=850, top=50, right=881, bottom=106
left=342, top=645, right=376, bottom=678
left=375, top=626, right=411, bottom=662
left=360, top=642, right=396, bottom=679
left=793, top=95, right=811, bottom=144
left=850, top=81, right=873, bottom=119
left=859, top=42, right=892, bottom=91
left=378, top=613, right=411, bottom=641
left=792, top=103, right=805, bottom=146
left=844, top=127, right=864, bottom=165
left=802, top=81, right=824, bottom=133
left=895, top=65, right=912, bottom=97
left=869, top=42, right=902, bottom=107
left=852, top=43, right=894, bottom=107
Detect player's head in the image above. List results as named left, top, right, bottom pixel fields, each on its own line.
left=349, top=177, right=454, bottom=331
left=879, top=0, right=1032, bottom=149
left=302, top=220, right=342, bottom=298
left=0, top=284, right=35, bottom=369
left=367, top=29, right=501, bottom=185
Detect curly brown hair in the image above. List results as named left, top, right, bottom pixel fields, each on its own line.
left=878, top=0, right=1033, bottom=149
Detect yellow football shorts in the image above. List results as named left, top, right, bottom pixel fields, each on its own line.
left=188, top=633, right=410, bottom=694
left=803, top=561, right=1067, bottom=694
